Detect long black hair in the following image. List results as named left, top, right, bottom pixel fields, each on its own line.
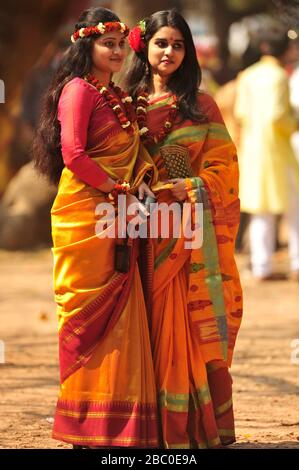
left=33, top=7, right=120, bottom=185
left=124, top=9, right=206, bottom=123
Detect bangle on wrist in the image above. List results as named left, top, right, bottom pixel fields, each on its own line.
left=185, top=178, right=196, bottom=203
left=108, top=180, right=131, bottom=204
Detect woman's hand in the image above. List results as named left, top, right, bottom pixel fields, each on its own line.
left=168, top=178, right=188, bottom=201
left=97, top=177, right=116, bottom=193
left=137, top=181, right=155, bottom=201
left=126, top=193, right=149, bottom=223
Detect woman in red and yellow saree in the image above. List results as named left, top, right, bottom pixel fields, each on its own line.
left=33, top=7, right=159, bottom=448
left=126, top=10, right=243, bottom=448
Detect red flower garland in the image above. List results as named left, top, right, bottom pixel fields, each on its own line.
left=71, top=22, right=129, bottom=43
left=136, top=90, right=178, bottom=145
left=84, top=74, right=135, bottom=133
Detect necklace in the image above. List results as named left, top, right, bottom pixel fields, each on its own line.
left=136, top=89, right=178, bottom=145
left=84, top=73, right=135, bottom=133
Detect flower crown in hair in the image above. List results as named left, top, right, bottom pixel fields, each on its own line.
left=71, top=21, right=129, bottom=43
left=128, top=20, right=146, bottom=52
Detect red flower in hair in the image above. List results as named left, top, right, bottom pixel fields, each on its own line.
left=128, top=26, right=145, bottom=52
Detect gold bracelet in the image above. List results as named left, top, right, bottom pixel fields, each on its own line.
left=185, top=178, right=196, bottom=203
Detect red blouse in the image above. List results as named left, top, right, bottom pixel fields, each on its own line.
left=58, top=77, right=109, bottom=188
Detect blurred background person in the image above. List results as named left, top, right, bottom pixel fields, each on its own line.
left=235, top=29, right=299, bottom=281
left=214, top=42, right=261, bottom=253
left=10, top=34, right=70, bottom=178
left=289, top=36, right=299, bottom=164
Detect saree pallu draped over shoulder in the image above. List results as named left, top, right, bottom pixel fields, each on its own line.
left=146, top=92, right=243, bottom=449
left=51, top=121, right=160, bottom=448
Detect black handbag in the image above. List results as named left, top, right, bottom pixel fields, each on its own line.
left=115, top=236, right=131, bottom=273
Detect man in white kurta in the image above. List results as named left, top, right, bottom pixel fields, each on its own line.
left=235, top=32, right=299, bottom=279
left=290, top=64, right=299, bottom=163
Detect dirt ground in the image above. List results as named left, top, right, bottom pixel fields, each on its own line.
left=0, top=247, right=299, bottom=449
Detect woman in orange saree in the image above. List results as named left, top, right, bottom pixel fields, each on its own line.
left=126, top=10, right=243, bottom=448
left=33, top=7, right=159, bottom=448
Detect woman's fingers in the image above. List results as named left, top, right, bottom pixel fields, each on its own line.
left=126, top=194, right=149, bottom=220
left=138, top=182, right=155, bottom=200
left=138, top=186, right=145, bottom=200
left=145, top=187, right=155, bottom=197
left=170, top=187, right=187, bottom=201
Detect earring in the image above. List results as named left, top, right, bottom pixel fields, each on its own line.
left=145, top=62, right=150, bottom=76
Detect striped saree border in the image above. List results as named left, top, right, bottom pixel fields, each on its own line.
left=159, top=385, right=212, bottom=413
left=190, top=176, right=228, bottom=360
left=138, top=229, right=155, bottom=321
left=158, top=376, right=235, bottom=449
left=53, top=399, right=160, bottom=448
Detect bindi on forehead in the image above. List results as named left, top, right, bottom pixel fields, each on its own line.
left=153, top=27, right=184, bottom=41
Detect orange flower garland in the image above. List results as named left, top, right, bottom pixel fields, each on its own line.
left=84, top=74, right=135, bottom=133
left=136, top=89, right=178, bottom=145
